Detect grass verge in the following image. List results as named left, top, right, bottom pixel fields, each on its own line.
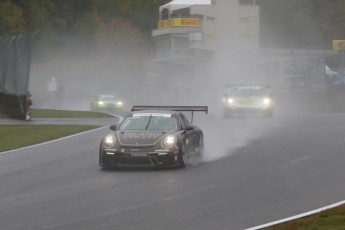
left=0, top=108, right=115, bottom=119
left=0, top=109, right=112, bottom=152
left=0, top=125, right=100, bottom=152
left=31, top=109, right=114, bottom=118
left=264, top=204, right=345, bottom=229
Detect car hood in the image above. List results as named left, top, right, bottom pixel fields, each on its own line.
left=117, top=130, right=171, bottom=146
left=100, top=100, right=118, bottom=104
left=237, top=96, right=262, bottom=105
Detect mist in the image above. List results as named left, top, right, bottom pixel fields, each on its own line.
left=28, top=0, right=334, bottom=163
left=29, top=35, right=149, bottom=111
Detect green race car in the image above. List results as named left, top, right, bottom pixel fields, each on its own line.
left=222, top=85, right=274, bottom=118
left=91, top=95, right=124, bottom=112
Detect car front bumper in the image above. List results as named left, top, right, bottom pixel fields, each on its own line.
left=225, top=105, right=273, bottom=116
left=100, top=150, right=181, bottom=168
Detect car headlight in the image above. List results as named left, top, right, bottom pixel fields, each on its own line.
left=263, top=98, right=271, bottom=106
left=98, top=101, right=104, bottom=105
left=162, top=134, right=176, bottom=148
left=103, top=133, right=116, bottom=147
left=227, top=98, right=234, bottom=104
left=117, top=101, right=123, bottom=106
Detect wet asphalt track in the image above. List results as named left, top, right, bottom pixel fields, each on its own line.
left=1, top=112, right=345, bottom=230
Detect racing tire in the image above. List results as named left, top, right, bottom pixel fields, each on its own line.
left=99, top=144, right=113, bottom=170
left=99, top=151, right=106, bottom=168
left=99, top=152, right=114, bottom=170
left=197, top=136, right=204, bottom=159
left=177, top=143, right=188, bottom=168
left=189, top=136, right=204, bottom=167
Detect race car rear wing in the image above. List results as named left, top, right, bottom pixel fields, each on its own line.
left=131, top=106, right=208, bottom=123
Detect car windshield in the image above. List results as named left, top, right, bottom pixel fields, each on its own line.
left=119, top=115, right=178, bottom=130
left=232, top=88, right=266, bottom=97
left=99, top=95, right=116, bottom=101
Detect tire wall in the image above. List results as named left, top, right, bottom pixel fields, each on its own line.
left=0, top=93, right=27, bottom=119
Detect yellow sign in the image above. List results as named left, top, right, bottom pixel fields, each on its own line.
left=158, top=18, right=201, bottom=29
left=332, top=40, right=345, bottom=50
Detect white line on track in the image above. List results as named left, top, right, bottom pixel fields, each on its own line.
left=244, top=200, right=345, bottom=230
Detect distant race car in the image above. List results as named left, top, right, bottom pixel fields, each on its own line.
left=99, top=106, right=208, bottom=169
left=222, top=85, right=273, bottom=117
left=91, top=95, right=123, bottom=112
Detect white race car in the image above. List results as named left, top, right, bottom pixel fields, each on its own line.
left=222, top=85, right=274, bottom=118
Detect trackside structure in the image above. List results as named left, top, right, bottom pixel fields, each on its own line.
left=0, top=33, right=35, bottom=120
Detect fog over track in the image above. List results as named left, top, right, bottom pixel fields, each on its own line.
left=15, top=1, right=344, bottom=228
left=1, top=110, right=345, bottom=230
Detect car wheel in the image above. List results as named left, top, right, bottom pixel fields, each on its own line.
left=189, top=136, right=204, bottom=167
left=99, top=152, right=114, bottom=170
left=198, top=136, right=204, bottom=158
left=99, top=149, right=106, bottom=168
left=178, top=143, right=188, bottom=168
left=99, top=144, right=111, bottom=170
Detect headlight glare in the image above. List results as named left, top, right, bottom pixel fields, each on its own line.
left=162, top=134, right=176, bottom=147
left=263, top=98, right=271, bottom=105
left=104, top=133, right=116, bottom=147
left=227, top=98, right=234, bottom=104
left=117, top=101, right=123, bottom=106
left=98, top=101, right=104, bottom=105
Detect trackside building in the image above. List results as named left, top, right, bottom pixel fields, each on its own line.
left=151, top=0, right=340, bottom=111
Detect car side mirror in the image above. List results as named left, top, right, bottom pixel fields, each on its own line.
left=184, top=125, right=194, bottom=131
left=109, top=124, right=117, bottom=130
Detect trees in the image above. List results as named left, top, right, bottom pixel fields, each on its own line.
left=258, top=0, right=345, bottom=49
left=0, top=0, right=26, bottom=37
left=1, top=0, right=344, bottom=50
left=1, top=0, right=168, bottom=49
left=310, top=0, right=345, bottom=48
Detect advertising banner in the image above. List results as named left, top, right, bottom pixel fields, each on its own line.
left=158, top=18, right=201, bottom=29
left=332, top=40, right=345, bottom=50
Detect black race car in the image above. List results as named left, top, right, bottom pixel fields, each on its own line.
left=99, top=106, right=208, bottom=169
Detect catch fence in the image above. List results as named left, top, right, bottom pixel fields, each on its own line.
left=0, top=33, right=35, bottom=120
